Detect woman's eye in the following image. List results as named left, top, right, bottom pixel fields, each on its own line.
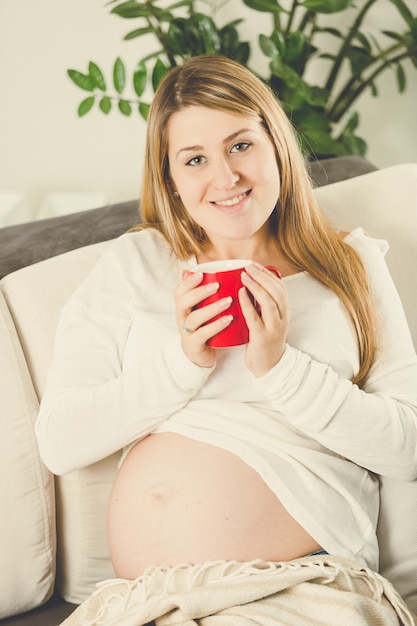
left=186, top=155, right=207, bottom=167
left=231, top=142, right=251, bottom=153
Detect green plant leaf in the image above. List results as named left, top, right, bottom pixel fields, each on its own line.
left=166, top=0, right=194, bottom=11
left=133, top=61, right=147, bottom=97
left=118, top=99, right=132, bottom=115
left=139, top=101, right=150, bottom=120
left=411, top=17, right=417, bottom=40
left=167, top=14, right=222, bottom=56
left=233, top=42, right=251, bottom=65
left=388, top=0, right=413, bottom=27
left=242, top=0, right=285, bottom=13
left=270, top=57, right=303, bottom=90
left=99, top=96, right=112, bottom=114
left=219, top=24, right=239, bottom=56
left=113, top=57, right=126, bottom=94
left=89, top=61, right=106, bottom=91
left=124, top=26, right=155, bottom=40
left=396, top=62, right=406, bottom=92
left=370, top=82, right=378, bottom=97
left=354, top=32, right=372, bottom=54
left=293, top=107, right=331, bottom=132
left=319, top=52, right=337, bottom=61
left=301, top=0, right=354, bottom=14
left=297, top=115, right=347, bottom=158
left=270, top=30, right=286, bottom=56
left=337, top=113, right=367, bottom=156
left=166, top=19, right=188, bottom=55
left=219, top=27, right=250, bottom=65
left=152, top=58, right=168, bottom=91
left=342, top=110, right=359, bottom=132
left=285, top=32, right=307, bottom=62
left=259, top=34, right=278, bottom=57
left=316, top=26, right=343, bottom=39
left=305, top=85, right=329, bottom=107
left=347, top=135, right=367, bottom=156
left=222, top=18, right=245, bottom=30
left=382, top=30, right=404, bottom=43
left=67, top=69, right=94, bottom=92
left=346, top=46, right=373, bottom=77
left=78, top=96, right=95, bottom=116
left=194, top=13, right=222, bottom=54
left=110, top=1, right=151, bottom=18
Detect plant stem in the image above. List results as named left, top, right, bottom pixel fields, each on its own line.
left=273, top=8, right=281, bottom=32
left=297, top=8, right=314, bottom=35
left=324, top=0, right=378, bottom=93
left=145, top=0, right=183, bottom=66
left=286, top=0, right=299, bottom=35
left=329, top=39, right=404, bottom=114
left=329, top=50, right=410, bottom=121
left=141, top=48, right=166, bottom=63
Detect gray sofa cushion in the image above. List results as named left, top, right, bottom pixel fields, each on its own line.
left=0, top=200, right=139, bottom=280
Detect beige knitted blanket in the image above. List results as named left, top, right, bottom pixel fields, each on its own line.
left=61, top=555, right=416, bottom=626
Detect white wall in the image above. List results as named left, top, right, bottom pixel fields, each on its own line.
left=1, top=0, right=416, bottom=225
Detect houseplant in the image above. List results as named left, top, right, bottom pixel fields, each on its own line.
left=68, top=0, right=417, bottom=159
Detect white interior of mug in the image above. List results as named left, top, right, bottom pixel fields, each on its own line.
left=192, top=259, right=254, bottom=273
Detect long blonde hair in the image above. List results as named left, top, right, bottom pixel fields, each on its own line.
left=136, top=55, right=377, bottom=387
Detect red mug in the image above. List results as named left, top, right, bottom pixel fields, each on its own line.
left=191, top=259, right=281, bottom=348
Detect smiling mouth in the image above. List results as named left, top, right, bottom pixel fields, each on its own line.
left=212, top=190, right=251, bottom=207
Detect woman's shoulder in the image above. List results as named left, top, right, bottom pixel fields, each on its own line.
left=112, top=226, right=169, bottom=252
left=100, top=227, right=173, bottom=267
left=69, top=228, right=174, bottom=298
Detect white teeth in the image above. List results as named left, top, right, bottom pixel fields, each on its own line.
left=214, top=192, right=247, bottom=207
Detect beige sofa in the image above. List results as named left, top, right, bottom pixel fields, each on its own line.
left=1, top=160, right=416, bottom=623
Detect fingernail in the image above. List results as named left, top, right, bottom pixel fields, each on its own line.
left=205, top=281, right=219, bottom=293
left=220, top=314, right=233, bottom=326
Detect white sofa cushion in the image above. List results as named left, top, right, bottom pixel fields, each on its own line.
left=0, top=291, right=55, bottom=618
left=0, top=241, right=116, bottom=604
left=315, top=162, right=417, bottom=347
left=1, top=163, right=416, bottom=611
left=315, top=163, right=417, bottom=613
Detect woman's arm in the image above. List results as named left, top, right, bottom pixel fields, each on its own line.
left=254, top=233, right=417, bottom=480
left=36, top=233, right=213, bottom=475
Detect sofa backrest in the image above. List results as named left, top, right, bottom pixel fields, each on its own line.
left=0, top=163, right=416, bottom=617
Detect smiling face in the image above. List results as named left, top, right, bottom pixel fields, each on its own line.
left=167, top=106, right=281, bottom=257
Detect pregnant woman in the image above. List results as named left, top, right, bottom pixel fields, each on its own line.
left=36, top=55, right=417, bottom=625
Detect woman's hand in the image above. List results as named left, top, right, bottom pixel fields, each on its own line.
left=174, top=270, right=233, bottom=368
left=239, top=264, right=290, bottom=377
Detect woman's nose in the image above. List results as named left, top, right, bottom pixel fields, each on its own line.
left=211, top=159, right=239, bottom=189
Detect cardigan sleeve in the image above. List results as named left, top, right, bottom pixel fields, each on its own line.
left=254, top=231, right=417, bottom=480
left=36, top=233, right=213, bottom=475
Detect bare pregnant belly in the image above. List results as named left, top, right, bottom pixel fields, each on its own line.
left=107, top=433, right=321, bottom=579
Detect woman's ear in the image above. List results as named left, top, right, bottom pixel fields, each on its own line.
left=166, top=179, right=180, bottom=198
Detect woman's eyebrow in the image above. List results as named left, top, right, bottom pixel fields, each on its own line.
left=175, top=144, right=203, bottom=159
left=175, top=128, right=254, bottom=159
